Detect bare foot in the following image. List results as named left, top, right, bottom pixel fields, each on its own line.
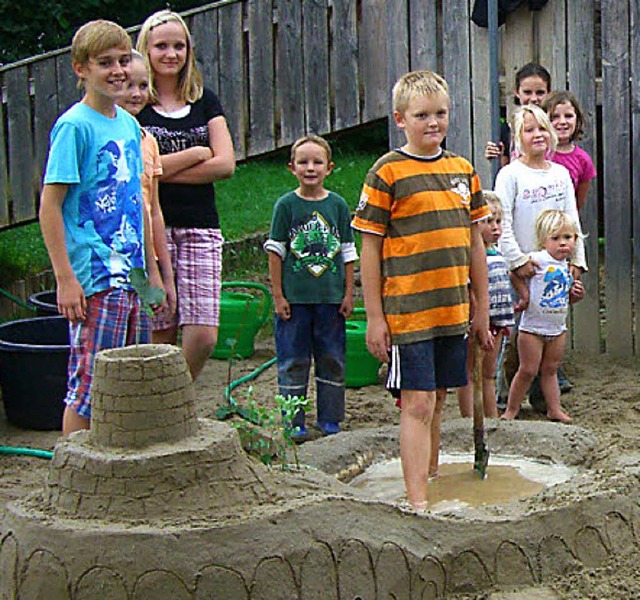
left=547, top=411, right=572, bottom=424
left=411, top=500, right=428, bottom=515
left=500, top=409, right=518, bottom=420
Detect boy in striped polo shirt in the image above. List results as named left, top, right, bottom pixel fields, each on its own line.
left=352, top=70, right=493, bottom=511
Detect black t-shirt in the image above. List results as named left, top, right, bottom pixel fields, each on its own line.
left=137, top=88, right=225, bottom=228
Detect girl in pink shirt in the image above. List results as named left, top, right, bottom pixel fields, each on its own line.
left=543, top=90, right=596, bottom=213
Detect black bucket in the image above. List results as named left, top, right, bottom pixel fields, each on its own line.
left=27, top=290, right=58, bottom=317
left=0, top=315, right=69, bottom=430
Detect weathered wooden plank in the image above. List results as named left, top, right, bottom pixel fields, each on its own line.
left=409, top=0, right=438, bottom=72
left=5, top=66, right=35, bottom=223
left=331, top=0, right=359, bottom=130
left=567, top=0, right=599, bottom=352
left=442, top=0, right=472, bottom=158
left=535, top=0, right=567, bottom=89
left=247, top=0, right=275, bottom=156
left=217, top=1, right=246, bottom=160
left=303, top=0, right=330, bottom=135
left=0, top=76, right=9, bottom=227
left=277, top=0, right=304, bottom=146
left=190, top=10, right=220, bottom=97
left=601, top=0, right=633, bottom=356
left=470, top=16, right=492, bottom=189
left=55, top=52, right=80, bottom=115
left=631, top=0, right=640, bottom=353
left=32, top=56, right=59, bottom=193
left=386, top=0, right=409, bottom=148
left=359, top=0, right=387, bottom=123
left=502, top=4, right=534, bottom=123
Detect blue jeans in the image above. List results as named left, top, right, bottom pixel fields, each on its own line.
left=275, top=304, right=345, bottom=427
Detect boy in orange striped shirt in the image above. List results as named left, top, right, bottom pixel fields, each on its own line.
left=352, top=71, right=493, bottom=511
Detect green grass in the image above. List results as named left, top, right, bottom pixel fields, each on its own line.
left=0, top=121, right=387, bottom=286
left=217, top=120, right=387, bottom=239
left=0, top=222, right=51, bottom=288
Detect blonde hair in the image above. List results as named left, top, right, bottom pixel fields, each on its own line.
left=392, top=71, right=449, bottom=114
left=72, top=20, right=131, bottom=88
left=534, top=209, right=579, bottom=249
left=136, top=10, right=203, bottom=104
left=512, top=104, right=557, bottom=155
left=483, top=190, right=503, bottom=219
left=290, top=135, right=332, bottom=164
left=130, top=49, right=145, bottom=64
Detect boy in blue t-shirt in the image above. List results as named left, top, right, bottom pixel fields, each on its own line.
left=39, top=20, right=164, bottom=436
left=264, top=135, right=358, bottom=439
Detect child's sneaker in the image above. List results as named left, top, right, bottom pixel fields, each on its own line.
left=290, top=424, right=309, bottom=443
left=315, top=421, right=341, bottom=436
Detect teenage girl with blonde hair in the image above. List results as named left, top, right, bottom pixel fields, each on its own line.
left=136, top=10, right=235, bottom=380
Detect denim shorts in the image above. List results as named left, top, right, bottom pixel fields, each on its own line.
left=386, top=334, right=467, bottom=397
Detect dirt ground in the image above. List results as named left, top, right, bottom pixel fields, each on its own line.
left=2, top=341, right=640, bottom=598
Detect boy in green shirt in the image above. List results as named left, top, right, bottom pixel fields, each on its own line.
left=264, top=135, right=358, bottom=439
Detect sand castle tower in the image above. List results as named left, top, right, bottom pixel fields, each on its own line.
left=2, top=344, right=638, bottom=599
left=44, top=344, right=288, bottom=522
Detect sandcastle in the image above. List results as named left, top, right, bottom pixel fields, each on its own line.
left=2, top=344, right=640, bottom=599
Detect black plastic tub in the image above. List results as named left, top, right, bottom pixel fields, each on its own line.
left=27, top=290, right=58, bottom=317
left=0, top=315, right=69, bottom=430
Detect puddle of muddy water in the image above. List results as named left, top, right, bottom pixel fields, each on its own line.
left=350, top=453, right=577, bottom=512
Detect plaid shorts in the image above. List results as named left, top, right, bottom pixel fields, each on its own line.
left=65, top=288, right=147, bottom=419
left=153, top=227, right=223, bottom=330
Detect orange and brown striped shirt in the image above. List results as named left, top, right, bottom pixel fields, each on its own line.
left=352, top=149, right=489, bottom=344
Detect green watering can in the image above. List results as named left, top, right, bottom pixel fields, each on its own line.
left=211, top=281, right=273, bottom=359
left=345, top=318, right=382, bottom=387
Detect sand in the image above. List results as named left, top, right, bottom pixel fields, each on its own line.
left=2, top=342, right=640, bottom=598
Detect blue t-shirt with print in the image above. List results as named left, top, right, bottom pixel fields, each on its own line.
left=44, top=103, right=145, bottom=297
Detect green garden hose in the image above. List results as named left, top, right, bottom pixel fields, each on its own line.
left=216, top=356, right=277, bottom=422
left=0, top=446, right=53, bottom=459
left=0, top=287, right=37, bottom=312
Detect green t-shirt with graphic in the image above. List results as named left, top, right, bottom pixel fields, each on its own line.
left=267, top=191, right=354, bottom=304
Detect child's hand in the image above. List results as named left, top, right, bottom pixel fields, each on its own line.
left=339, top=295, right=354, bottom=319
left=514, top=297, right=529, bottom=312
left=198, top=146, right=213, bottom=162
left=165, top=281, right=177, bottom=315
left=470, top=315, right=494, bottom=352
left=57, top=276, right=86, bottom=322
left=274, top=295, right=291, bottom=320
left=514, top=259, right=537, bottom=280
left=569, top=279, right=585, bottom=304
left=366, top=316, right=391, bottom=363
left=148, top=272, right=168, bottom=314
left=485, top=140, right=503, bottom=160
left=570, top=265, right=584, bottom=281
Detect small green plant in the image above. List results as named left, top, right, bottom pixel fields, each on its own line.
left=128, top=267, right=167, bottom=317
left=232, top=392, right=311, bottom=470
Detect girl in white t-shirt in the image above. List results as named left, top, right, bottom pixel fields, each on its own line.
left=502, top=210, right=583, bottom=423
left=495, top=104, right=587, bottom=278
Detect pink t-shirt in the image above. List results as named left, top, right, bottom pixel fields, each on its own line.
left=549, top=145, right=596, bottom=192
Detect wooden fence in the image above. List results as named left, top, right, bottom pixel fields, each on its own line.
left=0, top=0, right=637, bottom=357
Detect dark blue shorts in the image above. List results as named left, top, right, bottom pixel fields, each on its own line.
left=386, top=335, right=468, bottom=398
